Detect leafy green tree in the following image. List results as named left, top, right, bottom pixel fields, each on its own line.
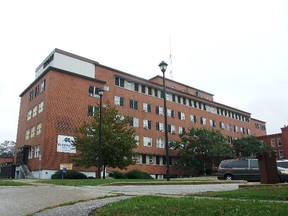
left=0, top=141, right=15, bottom=158
left=70, top=104, right=137, bottom=177
left=172, top=127, right=233, bottom=175
left=232, top=136, right=274, bottom=158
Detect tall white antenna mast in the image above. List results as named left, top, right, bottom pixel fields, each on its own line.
left=168, top=36, right=173, bottom=80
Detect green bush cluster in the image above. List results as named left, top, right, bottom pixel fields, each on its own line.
left=110, top=169, right=152, bottom=179
left=51, top=170, right=87, bottom=179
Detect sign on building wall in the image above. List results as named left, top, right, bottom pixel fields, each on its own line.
left=60, top=163, right=73, bottom=170
left=57, top=135, right=76, bottom=153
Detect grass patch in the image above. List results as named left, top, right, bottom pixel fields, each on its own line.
left=194, top=185, right=288, bottom=201
left=94, top=195, right=288, bottom=216
left=36, top=178, right=163, bottom=186
left=0, top=179, right=31, bottom=186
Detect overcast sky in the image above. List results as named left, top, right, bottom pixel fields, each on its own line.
left=1, top=0, right=287, bottom=144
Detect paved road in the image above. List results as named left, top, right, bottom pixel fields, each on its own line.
left=0, top=181, right=240, bottom=216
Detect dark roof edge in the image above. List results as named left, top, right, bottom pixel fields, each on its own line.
left=20, top=66, right=106, bottom=97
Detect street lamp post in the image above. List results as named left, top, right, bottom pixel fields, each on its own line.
left=97, top=89, right=104, bottom=179
left=159, top=61, right=170, bottom=181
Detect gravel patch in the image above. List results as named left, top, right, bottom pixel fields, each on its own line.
left=33, top=196, right=133, bottom=216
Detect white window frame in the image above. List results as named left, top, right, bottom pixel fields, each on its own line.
left=36, top=123, right=42, bottom=135
left=38, top=101, right=44, bottom=113
left=34, top=145, right=40, bottom=158
left=30, top=126, right=36, bottom=138
left=25, top=129, right=30, bottom=140
left=143, top=137, right=152, bottom=147
left=32, top=106, right=38, bottom=117
left=134, top=135, right=139, bottom=145
left=131, top=117, right=139, bottom=127
left=27, top=110, right=32, bottom=121
left=156, top=138, right=164, bottom=148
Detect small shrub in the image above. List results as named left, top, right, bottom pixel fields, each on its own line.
left=110, top=171, right=127, bottom=179
left=51, top=170, right=87, bottom=179
left=126, top=169, right=152, bottom=179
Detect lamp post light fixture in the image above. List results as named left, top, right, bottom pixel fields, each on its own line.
left=97, top=88, right=104, bottom=179
left=159, top=61, right=170, bottom=181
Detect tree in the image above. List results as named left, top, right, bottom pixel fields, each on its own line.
left=171, top=127, right=233, bottom=175
left=70, top=103, right=137, bottom=176
left=0, top=141, right=15, bottom=158
left=232, top=136, right=273, bottom=158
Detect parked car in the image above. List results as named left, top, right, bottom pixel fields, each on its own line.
left=217, top=158, right=288, bottom=182
left=277, top=160, right=288, bottom=182
left=217, top=159, right=260, bottom=181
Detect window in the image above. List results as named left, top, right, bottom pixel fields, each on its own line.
left=148, top=87, right=152, bottom=95
left=149, top=155, right=154, bottom=164
left=154, top=89, right=158, bottom=97
left=134, top=83, right=139, bottom=91
left=201, top=117, right=206, bottom=125
left=143, top=103, right=152, bottom=112
left=142, top=155, right=147, bottom=164
left=40, top=79, right=46, bottom=93
left=234, top=125, right=239, bottom=132
left=179, top=126, right=185, bottom=134
left=38, top=101, right=44, bottom=113
left=141, top=85, right=146, bottom=94
left=226, top=124, right=232, bottom=131
left=130, top=117, right=139, bottom=127
left=190, top=115, right=197, bottom=123
left=88, top=86, right=101, bottom=98
left=36, top=123, right=42, bottom=135
left=143, top=120, right=152, bottom=130
left=220, top=122, right=225, bottom=129
left=209, top=119, right=215, bottom=128
left=168, top=124, right=176, bottom=134
left=156, top=106, right=164, bottom=115
left=134, top=135, right=139, bottom=145
left=27, top=110, right=32, bottom=121
left=178, top=112, right=185, bottom=120
left=240, top=127, right=244, bottom=134
left=277, top=138, right=282, bottom=147
left=246, top=128, right=251, bottom=135
left=183, top=97, right=186, bottom=105
left=156, top=156, right=160, bottom=165
left=88, top=105, right=98, bottom=116
left=270, top=139, right=276, bottom=147
left=250, top=160, right=259, bottom=168
left=129, top=100, right=138, bottom=110
left=34, top=145, right=40, bottom=158
left=156, top=138, right=164, bottom=148
left=114, top=96, right=124, bottom=106
left=125, top=81, right=133, bottom=90
left=172, top=94, right=176, bottom=102
left=143, top=137, right=152, bottom=147
left=233, top=160, right=248, bottom=168
left=30, top=126, right=36, bottom=138
left=133, top=154, right=140, bottom=163
left=32, top=106, right=38, bottom=117
left=279, top=150, right=284, bottom=159
left=115, top=77, right=124, bottom=87
left=167, top=109, right=174, bottom=118
left=177, top=96, right=181, bottom=103
left=25, top=129, right=30, bottom=140
left=156, top=122, right=164, bottom=132
left=28, top=147, right=34, bottom=159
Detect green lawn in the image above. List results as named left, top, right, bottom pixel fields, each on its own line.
left=0, top=179, right=31, bottom=186
left=194, top=185, right=288, bottom=201
left=94, top=185, right=288, bottom=216
left=94, top=195, right=288, bottom=216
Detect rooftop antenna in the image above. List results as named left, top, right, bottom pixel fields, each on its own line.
left=168, top=35, right=173, bottom=80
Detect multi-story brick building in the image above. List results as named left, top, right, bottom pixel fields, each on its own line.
left=15, top=49, right=267, bottom=179
left=258, top=126, right=288, bottom=160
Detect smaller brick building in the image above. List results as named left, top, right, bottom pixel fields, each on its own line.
left=258, top=126, right=288, bottom=159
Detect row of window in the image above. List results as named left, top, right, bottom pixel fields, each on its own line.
left=28, top=145, right=40, bottom=159
left=133, top=154, right=174, bottom=166
left=28, top=79, right=46, bottom=101
left=271, top=138, right=283, bottom=147
left=27, top=101, right=44, bottom=121
left=114, top=76, right=250, bottom=123
left=88, top=103, right=251, bottom=135
left=25, top=123, right=42, bottom=140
